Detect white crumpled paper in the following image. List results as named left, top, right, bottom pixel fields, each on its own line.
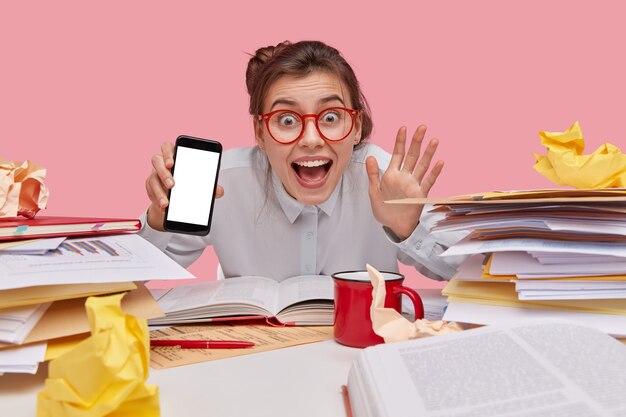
left=0, top=160, right=48, bottom=218
left=368, top=264, right=462, bottom=343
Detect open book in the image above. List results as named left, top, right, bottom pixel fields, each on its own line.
left=149, top=275, right=334, bottom=326
left=346, top=320, right=626, bottom=417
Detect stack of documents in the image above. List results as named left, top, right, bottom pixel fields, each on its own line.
left=406, top=189, right=626, bottom=337
left=0, top=218, right=194, bottom=374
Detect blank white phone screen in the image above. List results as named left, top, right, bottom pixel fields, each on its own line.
left=167, top=146, right=219, bottom=226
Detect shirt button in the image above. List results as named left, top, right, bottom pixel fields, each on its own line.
left=415, top=240, right=422, bottom=250
left=305, top=264, right=313, bottom=271
left=306, top=232, right=314, bottom=240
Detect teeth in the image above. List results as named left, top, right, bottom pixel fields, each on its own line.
left=294, top=160, right=330, bottom=168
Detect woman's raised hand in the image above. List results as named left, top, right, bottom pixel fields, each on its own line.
left=366, top=125, right=443, bottom=240
left=145, top=142, right=224, bottom=231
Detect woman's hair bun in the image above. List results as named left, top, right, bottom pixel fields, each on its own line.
left=246, top=41, right=291, bottom=95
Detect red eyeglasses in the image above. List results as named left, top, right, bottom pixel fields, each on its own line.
left=257, top=107, right=360, bottom=144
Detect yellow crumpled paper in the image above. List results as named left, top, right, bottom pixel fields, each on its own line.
left=533, top=121, right=626, bottom=188
left=0, top=159, right=49, bottom=218
left=37, top=293, right=160, bottom=417
left=367, top=264, right=462, bottom=344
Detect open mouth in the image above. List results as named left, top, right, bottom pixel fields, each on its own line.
left=292, top=159, right=333, bottom=187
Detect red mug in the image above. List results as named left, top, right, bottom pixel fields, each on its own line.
left=333, top=270, right=424, bottom=348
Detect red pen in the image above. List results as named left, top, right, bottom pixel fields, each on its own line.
left=150, top=339, right=255, bottom=349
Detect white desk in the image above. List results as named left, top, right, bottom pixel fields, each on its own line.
left=0, top=340, right=360, bottom=417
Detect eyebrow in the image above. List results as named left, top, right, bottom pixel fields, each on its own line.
left=269, top=94, right=346, bottom=111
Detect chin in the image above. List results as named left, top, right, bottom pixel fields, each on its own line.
left=298, top=195, right=329, bottom=206
left=291, top=183, right=336, bottom=206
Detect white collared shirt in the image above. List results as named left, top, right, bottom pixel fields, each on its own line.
left=138, top=144, right=467, bottom=282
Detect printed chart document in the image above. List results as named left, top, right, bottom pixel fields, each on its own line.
left=346, top=320, right=626, bottom=417
left=150, top=275, right=333, bottom=326
left=0, top=234, right=194, bottom=290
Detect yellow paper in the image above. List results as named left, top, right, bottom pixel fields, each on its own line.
left=37, top=293, right=160, bottom=417
left=533, top=121, right=626, bottom=188
left=0, top=159, right=49, bottom=218
left=368, top=264, right=461, bottom=343
left=45, top=334, right=89, bottom=361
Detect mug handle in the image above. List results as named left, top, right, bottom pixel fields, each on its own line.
left=392, top=286, right=425, bottom=320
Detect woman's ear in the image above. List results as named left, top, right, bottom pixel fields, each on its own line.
left=353, top=111, right=363, bottom=145
left=254, top=118, right=266, bottom=150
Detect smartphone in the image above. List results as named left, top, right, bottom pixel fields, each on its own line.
left=163, top=135, right=222, bottom=235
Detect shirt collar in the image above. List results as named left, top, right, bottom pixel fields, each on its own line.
left=271, top=170, right=342, bottom=223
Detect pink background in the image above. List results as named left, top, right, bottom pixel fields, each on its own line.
left=2, top=2, right=625, bottom=289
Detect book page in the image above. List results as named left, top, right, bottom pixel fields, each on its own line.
left=354, top=321, right=626, bottom=416
left=157, top=276, right=280, bottom=317
left=275, top=275, right=333, bottom=312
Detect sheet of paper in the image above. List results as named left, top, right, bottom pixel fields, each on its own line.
left=453, top=254, right=513, bottom=282
left=0, top=302, right=50, bottom=344
left=0, top=234, right=194, bottom=290
left=529, top=253, right=626, bottom=264
left=545, top=219, right=626, bottom=235
left=432, top=219, right=547, bottom=232
left=516, top=280, right=626, bottom=291
left=386, top=194, right=626, bottom=205
left=149, top=321, right=334, bottom=369
left=490, top=251, right=626, bottom=276
left=465, top=255, right=626, bottom=282
left=0, top=237, right=66, bottom=254
left=442, top=235, right=626, bottom=257
left=518, top=290, right=626, bottom=300
left=0, top=342, right=46, bottom=374
left=443, top=302, right=626, bottom=338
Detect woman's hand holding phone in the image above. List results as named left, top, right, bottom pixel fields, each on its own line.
left=145, top=138, right=224, bottom=232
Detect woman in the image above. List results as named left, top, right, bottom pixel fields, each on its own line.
left=140, top=40, right=465, bottom=281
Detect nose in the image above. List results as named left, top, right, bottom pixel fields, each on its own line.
left=298, top=116, right=325, bottom=148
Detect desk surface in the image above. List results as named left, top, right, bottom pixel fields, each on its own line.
left=0, top=340, right=360, bottom=417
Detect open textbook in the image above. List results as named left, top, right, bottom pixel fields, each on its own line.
left=149, top=275, right=334, bottom=326
left=346, top=320, right=626, bottom=417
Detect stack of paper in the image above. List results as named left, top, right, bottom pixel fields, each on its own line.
left=394, top=189, right=626, bottom=337
left=0, top=218, right=195, bottom=374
